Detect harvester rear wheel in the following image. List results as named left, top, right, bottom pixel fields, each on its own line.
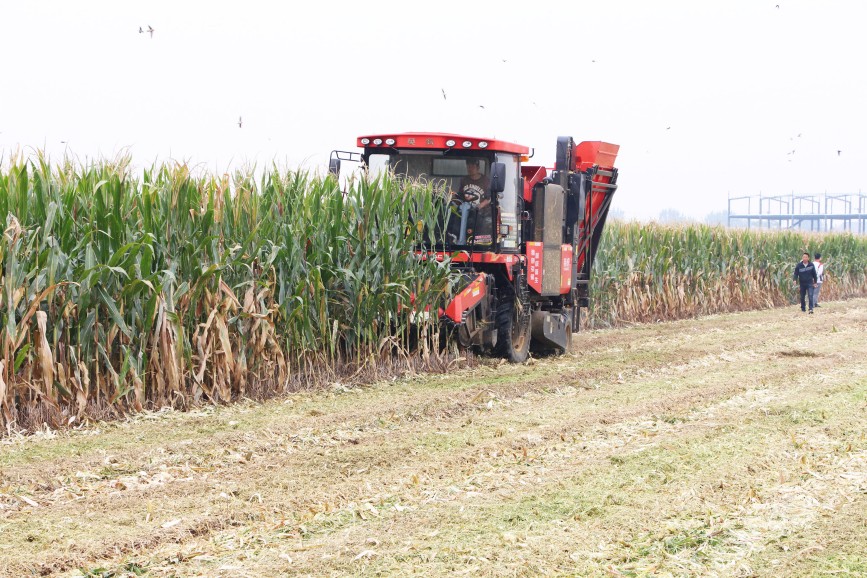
left=494, top=281, right=531, bottom=363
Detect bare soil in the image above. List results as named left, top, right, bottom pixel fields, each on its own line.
left=2, top=299, right=866, bottom=577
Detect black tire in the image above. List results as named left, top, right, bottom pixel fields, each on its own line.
left=494, top=281, right=531, bottom=363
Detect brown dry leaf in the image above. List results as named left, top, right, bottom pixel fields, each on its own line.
left=352, top=549, right=377, bottom=561
left=18, top=495, right=39, bottom=507
left=363, top=502, right=379, bottom=516
left=35, top=311, right=55, bottom=399
left=243, top=286, right=255, bottom=314
left=502, top=532, right=519, bottom=544
left=0, top=360, right=9, bottom=425
left=55, top=362, right=69, bottom=398
left=76, top=361, right=90, bottom=416
left=219, top=278, right=241, bottom=310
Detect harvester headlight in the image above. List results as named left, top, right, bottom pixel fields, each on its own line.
left=360, top=138, right=370, bottom=145
left=373, top=138, right=383, bottom=145
left=385, top=138, right=396, bottom=145
left=445, top=139, right=456, bottom=147
left=462, top=140, right=472, bottom=148
left=478, top=141, right=488, bottom=148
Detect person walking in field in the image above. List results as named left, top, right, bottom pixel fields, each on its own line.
left=812, top=252, right=825, bottom=308
left=793, top=252, right=818, bottom=314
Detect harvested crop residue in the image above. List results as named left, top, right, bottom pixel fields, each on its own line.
left=2, top=300, right=866, bottom=576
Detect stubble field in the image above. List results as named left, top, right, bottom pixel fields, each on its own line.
left=2, top=299, right=866, bottom=577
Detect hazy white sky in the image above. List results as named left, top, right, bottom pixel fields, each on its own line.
left=1, top=0, right=865, bottom=220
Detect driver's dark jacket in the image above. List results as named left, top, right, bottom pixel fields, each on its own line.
left=793, top=261, right=817, bottom=285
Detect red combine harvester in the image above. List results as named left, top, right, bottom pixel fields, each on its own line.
left=330, top=133, right=619, bottom=362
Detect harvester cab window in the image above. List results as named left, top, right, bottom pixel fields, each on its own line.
left=365, top=152, right=495, bottom=248
left=441, top=157, right=494, bottom=247
left=495, top=153, right=520, bottom=250
left=368, top=153, right=450, bottom=192
left=431, top=158, right=488, bottom=177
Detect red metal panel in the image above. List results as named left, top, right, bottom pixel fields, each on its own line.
left=520, top=165, right=548, bottom=202
left=357, top=132, right=529, bottom=155
left=443, top=273, right=487, bottom=323
left=560, top=244, right=572, bottom=294
left=527, top=242, right=543, bottom=294
left=427, top=251, right=521, bottom=278
left=575, top=141, right=619, bottom=171
left=573, top=142, right=619, bottom=274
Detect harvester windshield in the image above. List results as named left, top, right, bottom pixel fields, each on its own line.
left=366, top=151, right=520, bottom=251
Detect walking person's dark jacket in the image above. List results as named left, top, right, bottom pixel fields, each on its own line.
left=793, top=261, right=817, bottom=285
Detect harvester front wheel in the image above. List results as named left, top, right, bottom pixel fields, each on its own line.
left=495, top=282, right=531, bottom=363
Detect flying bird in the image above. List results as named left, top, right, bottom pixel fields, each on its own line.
left=138, top=27, right=143, bottom=34
left=147, top=25, right=154, bottom=38
left=837, top=150, right=841, bottom=156
left=479, top=105, right=485, bottom=109
left=666, top=126, right=671, bottom=130
left=238, top=116, right=243, bottom=128
left=441, top=88, right=447, bottom=100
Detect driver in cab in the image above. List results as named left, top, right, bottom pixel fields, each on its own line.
left=456, top=158, right=490, bottom=209
left=452, top=159, right=492, bottom=245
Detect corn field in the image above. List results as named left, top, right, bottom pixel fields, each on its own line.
left=0, top=154, right=454, bottom=431
left=589, top=220, right=867, bottom=326
left=2, top=156, right=867, bottom=432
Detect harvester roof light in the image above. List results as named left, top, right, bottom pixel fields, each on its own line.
left=462, top=140, right=472, bottom=148
left=478, top=141, right=489, bottom=148
left=385, top=138, right=396, bottom=145
left=360, top=138, right=370, bottom=145
left=445, top=139, right=456, bottom=147
left=373, top=138, right=383, bottom=145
